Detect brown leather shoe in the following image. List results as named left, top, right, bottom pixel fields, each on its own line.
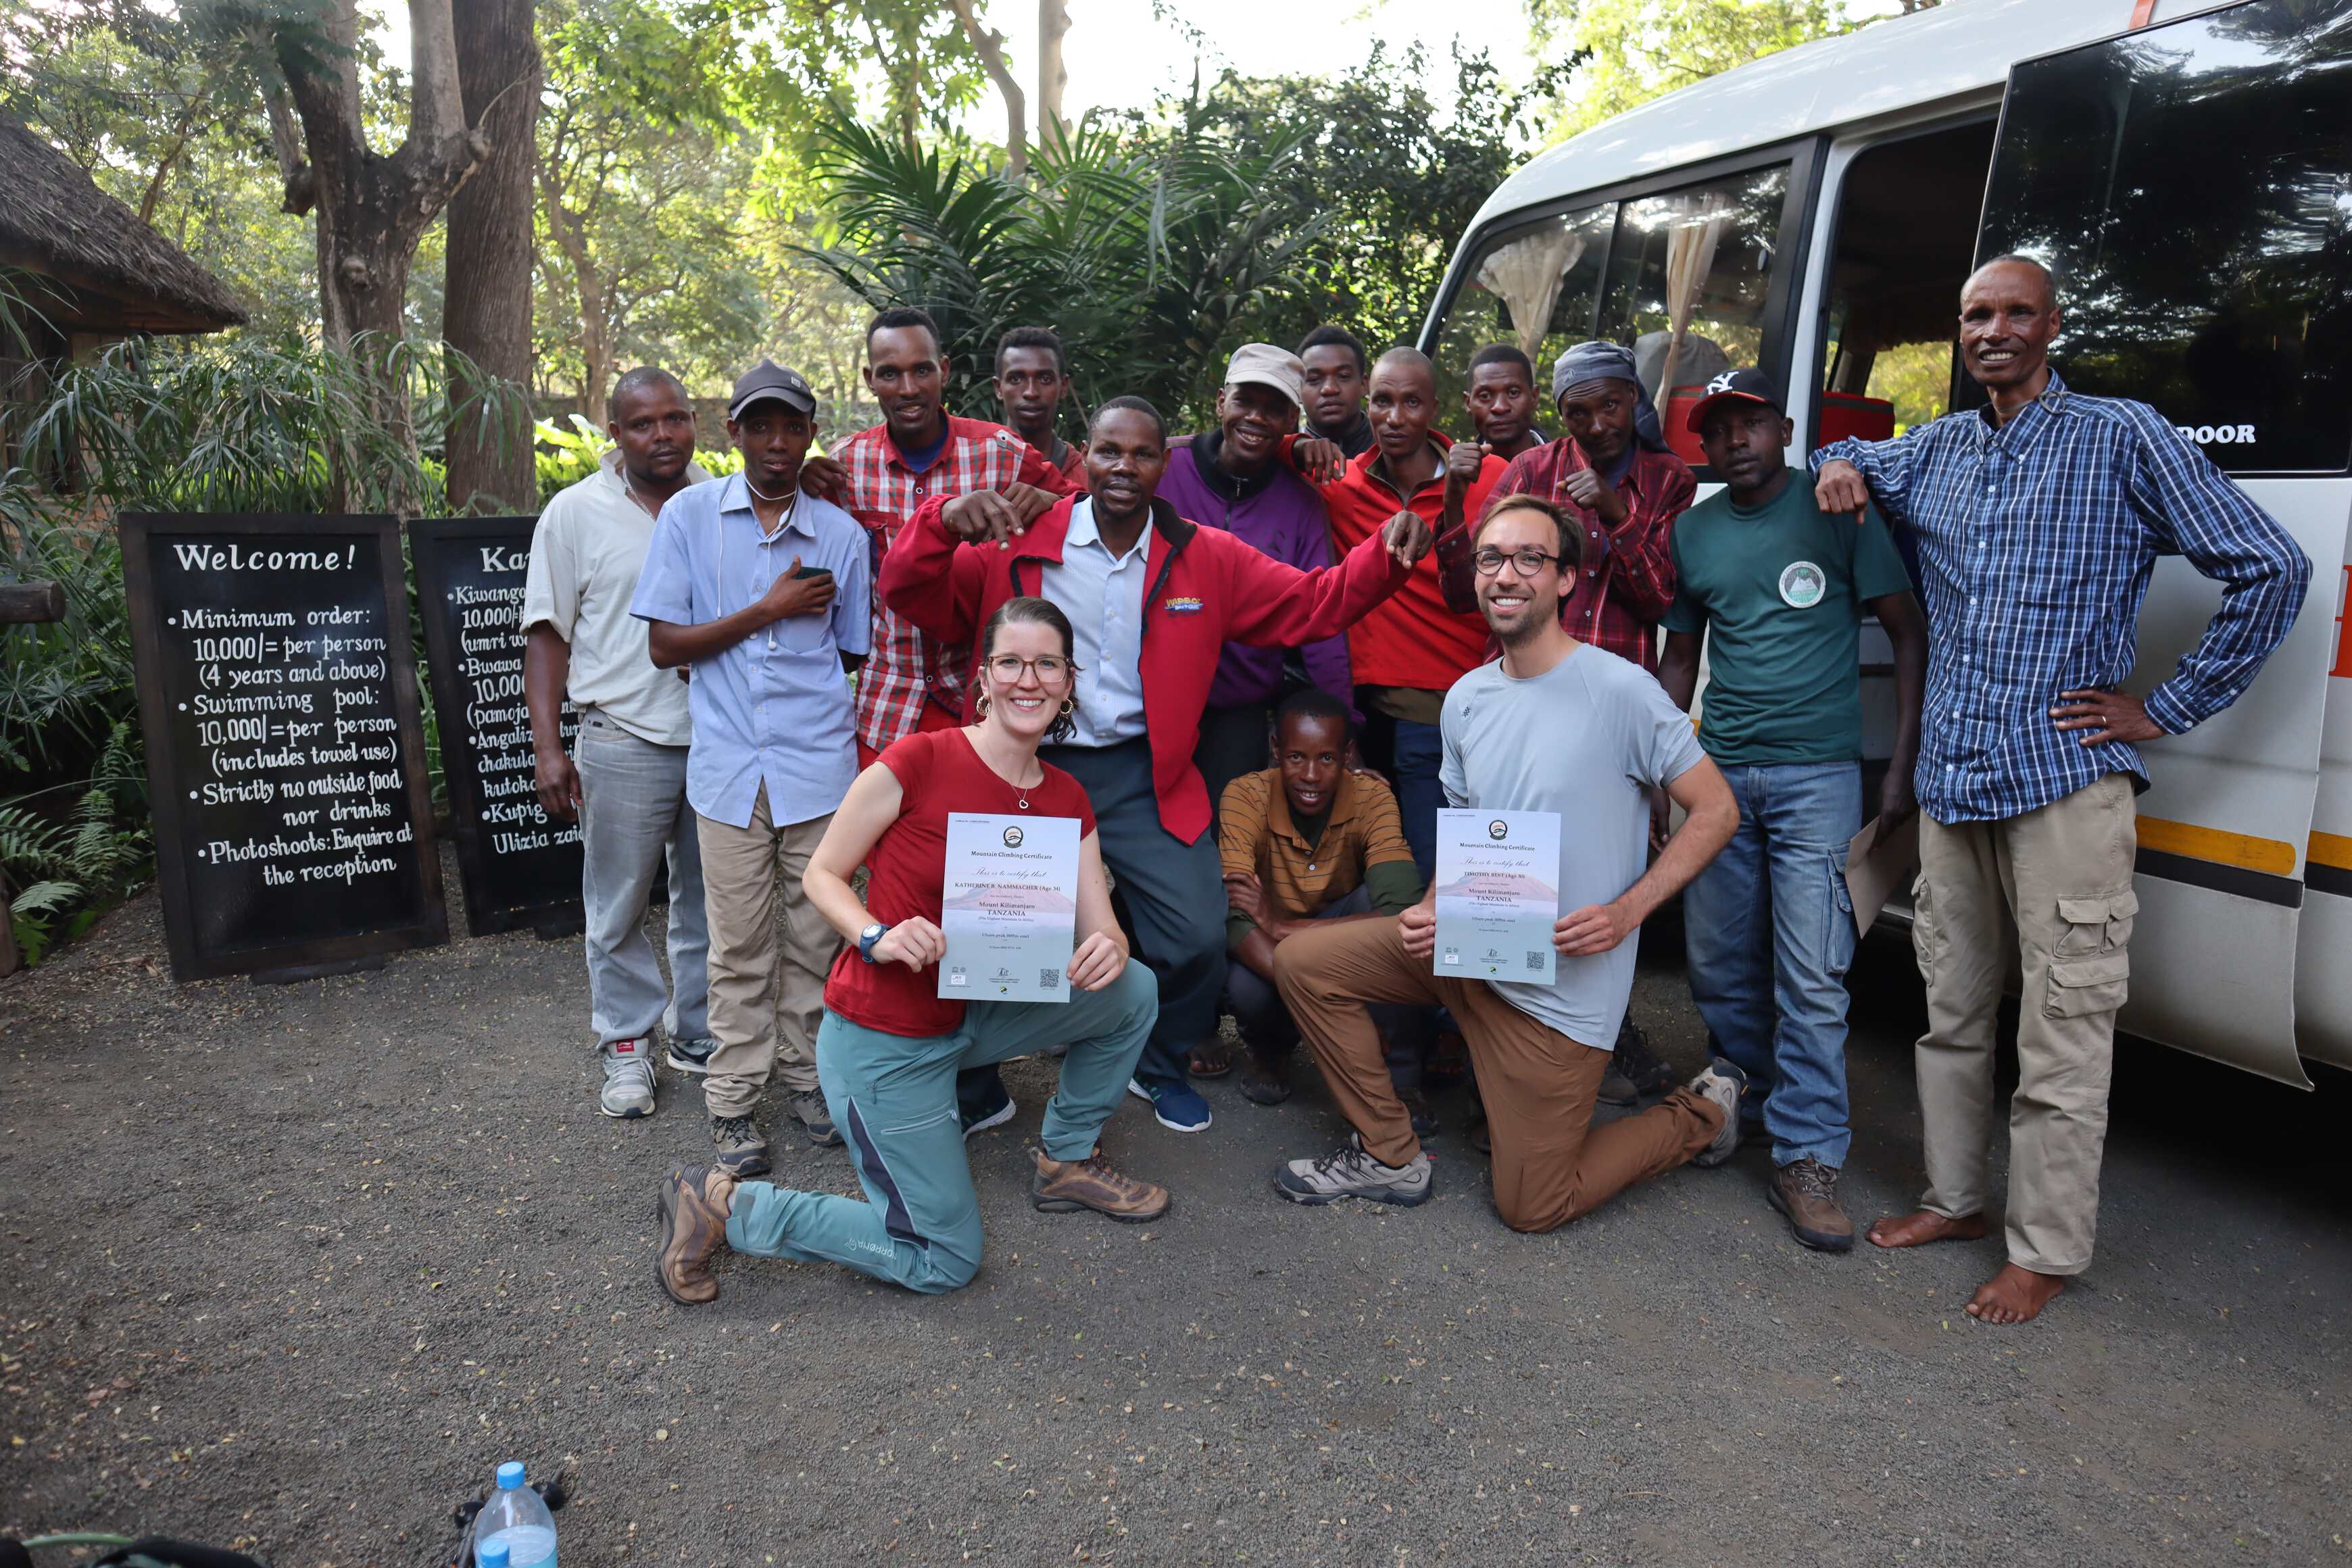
left=1031, top=1147, right=1171, bottom=1224
left=654, top=1162, right=737, bottom=1304
left=1768, top=1157, right=1855, bottom=1253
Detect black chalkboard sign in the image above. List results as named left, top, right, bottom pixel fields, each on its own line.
left=410, top=515, right=585, bottom=937
left=121, top=514, right=447, bottom=982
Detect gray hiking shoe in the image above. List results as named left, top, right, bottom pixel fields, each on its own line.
left=598, top=1038, right=658, bottom=1119
left=711, top=1113, right=770, bottom=1178
left=787, top=1088, right=842, bottom=1148
left=664, top=1035, right=718, bottom=1075
left=1275, top=1134, right=1433, bottom=1207
left=1689, top=1057, right=1750, bottom=1168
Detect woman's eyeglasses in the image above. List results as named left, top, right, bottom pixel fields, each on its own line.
left=1472, top=547, right=1567, bottom=578
left=984, top=654, right=1076, bottom=684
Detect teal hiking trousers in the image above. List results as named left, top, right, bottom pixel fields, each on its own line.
left=725, top=960, right=1157, bottom=1293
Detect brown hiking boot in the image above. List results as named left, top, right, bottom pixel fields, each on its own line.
left=654, top=1162, right=737, bottom=1304
left=1768, top=1157, right=1855, bottom=1253
left=1031, top=1146, right=1171, bottom=1224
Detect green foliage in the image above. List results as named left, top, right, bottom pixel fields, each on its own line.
left=1532, top=0, right=1884, bottom=138
left=20, top=333, right=527, bottom=516
left=806, top=115, right=1332, bottom=429
left=533, top=414, right=742, bottom=507
left=1155, top=45, right=1575, bottom=356
left=1, top=722, right=149, bottom=966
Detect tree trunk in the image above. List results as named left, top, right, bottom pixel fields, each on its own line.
left=269, top=0, right=487, bottom=510
left=947, top=0, right=1026, bottom=176
left=442, top=0, right=541, bottom=515
left=1037, top=0, right=1070, bottom=141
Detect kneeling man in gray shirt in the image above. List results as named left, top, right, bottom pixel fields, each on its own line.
left=1269, top=493, right=1748, bottom=1228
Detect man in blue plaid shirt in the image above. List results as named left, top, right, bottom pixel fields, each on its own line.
left=1811, top=255, right=2309, bottom=1326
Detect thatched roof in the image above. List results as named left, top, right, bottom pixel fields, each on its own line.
left=0, top=110, right=247, bottom=336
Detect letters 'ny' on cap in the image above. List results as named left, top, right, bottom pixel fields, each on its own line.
left=729, top=358, right=817, bottom=420
left=1684, top=368, right=1784, bottom=433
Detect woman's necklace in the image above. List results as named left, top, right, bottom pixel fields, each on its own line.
left=972, top=725, right=1039, bottom=809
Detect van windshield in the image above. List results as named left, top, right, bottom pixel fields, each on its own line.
left=1980, top=0, right=2352, bottom=473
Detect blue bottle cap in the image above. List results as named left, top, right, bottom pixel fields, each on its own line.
left=495, top=1460, right=526, bottom=1490
left=481, top=1541, right=511, bottom=1568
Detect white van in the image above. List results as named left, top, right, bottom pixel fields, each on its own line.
left=1419, top=0, right=2351, bottom=1087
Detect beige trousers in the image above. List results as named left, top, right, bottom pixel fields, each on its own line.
left=695, top=787, right=836, bottom=1117
left=1912, top=773, right=2137, bottom=1274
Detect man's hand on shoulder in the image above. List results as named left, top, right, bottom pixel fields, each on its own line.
left=1292, top=436, right=1345, bottom=486
left=2050, top=687, right=2165, bottom=746
left=942, top=487, right=1049, bottom=548
left=1381, top=508, right=1434, bottom=568
left=1815, top=458, right=1869, bottom=523
left=800, top=454, right=851, bottom=506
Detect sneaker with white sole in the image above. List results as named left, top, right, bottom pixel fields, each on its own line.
left=599, top=1038, right=657, bottom=1119
left=961, top=1077, right=1018, bottom=1139
left=664, top=1035, right=718, bottom=1075
left=1275, top=1133, right=1432, bottom=1206
left=1127, top=1077, right=1212, bottom=1134
left=1688, top=1056, right=1749, bottom=1168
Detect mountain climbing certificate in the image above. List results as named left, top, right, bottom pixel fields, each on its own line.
left=1432, top=808, right=1561, bottom=983
left=939, top=812, right=1081, bottom=1003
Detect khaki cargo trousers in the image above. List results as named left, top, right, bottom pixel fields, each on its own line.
left=695, top=785, right=835, bottom=1119
left=1912, top=773, right=2137, bottom=1275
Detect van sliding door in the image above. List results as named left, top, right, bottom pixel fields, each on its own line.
left=1979, top=0, right=2352, bottom=1083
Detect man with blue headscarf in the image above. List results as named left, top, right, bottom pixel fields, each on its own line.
left=1481, top=340, right=1700, bottom=1106
left=1484, top=341, right=1695, bottom=675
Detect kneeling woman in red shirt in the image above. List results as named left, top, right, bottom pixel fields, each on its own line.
left=655, top=596, right=1171, bottom=1300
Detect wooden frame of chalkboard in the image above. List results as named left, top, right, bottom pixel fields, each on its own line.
left=122, top=513, right=448, bottom=982
left=409, top=514, right=587, bottom=938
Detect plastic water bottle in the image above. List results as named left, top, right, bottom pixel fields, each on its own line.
left=473, top=1460, right=557, bottom=1566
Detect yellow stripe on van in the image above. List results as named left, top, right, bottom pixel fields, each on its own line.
left=2136, top=816, right=2298, bottom=877
left=2309, top=832, right=2352, bottom=873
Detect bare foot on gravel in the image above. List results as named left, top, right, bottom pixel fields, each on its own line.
left=1965, top=1263, right=2066, bottom=1325
left=1865, top=1208, right=1988, bottom=1248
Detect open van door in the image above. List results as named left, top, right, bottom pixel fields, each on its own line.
left=1975, top=0, right=2352, bottom=1085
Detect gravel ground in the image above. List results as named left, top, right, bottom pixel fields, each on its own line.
left=3, top=867, right=2348, bottom=1567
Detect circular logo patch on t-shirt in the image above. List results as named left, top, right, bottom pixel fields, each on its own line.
left=1778, top=561, right=1826, bottom=608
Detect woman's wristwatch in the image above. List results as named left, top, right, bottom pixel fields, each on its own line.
left=857, top=922, right=891, bottom=964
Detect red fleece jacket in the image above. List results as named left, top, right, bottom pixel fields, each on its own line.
left=882, top=491, right=1411, bottom=843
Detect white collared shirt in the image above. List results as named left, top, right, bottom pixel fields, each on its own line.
left=1040, top=497, right=1152, bottom=747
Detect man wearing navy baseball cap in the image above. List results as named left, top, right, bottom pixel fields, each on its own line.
left=1656, top=367, right=1926, bottom=1252
left=630, top=357, right=874, bottom=1177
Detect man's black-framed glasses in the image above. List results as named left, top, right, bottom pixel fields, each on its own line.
left=1472, top=546, right=1567, bottom=578
left=984, top=653, right=1077, bottom=684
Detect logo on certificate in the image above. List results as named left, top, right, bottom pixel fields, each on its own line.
left=1779, top=562, right=1826, bottom=608
left=1488, top=819, right=1509, bottom=840
left=1002, top=825, right=1025, bottom=848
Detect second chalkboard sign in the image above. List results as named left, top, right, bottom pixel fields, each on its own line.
left=411, top=515, right=587, bottom=937
left=122, top=513, right=447, bottom=982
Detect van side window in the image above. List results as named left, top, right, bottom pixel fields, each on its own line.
left=1428, top=202, right=1616, bottom=433
left=1591, top=164, right=1790, bottom=458
left=1980, top=0, right=2352, bottom=474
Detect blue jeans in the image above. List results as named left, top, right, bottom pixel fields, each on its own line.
left=1681, top=761, right=1861, bottom=1169
left=1390, top=716, right=1444, bottom=885
left=728, top=961, right=1158, bottom=1294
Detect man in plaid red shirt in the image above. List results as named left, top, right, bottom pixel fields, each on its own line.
left=1484, top=341, right=1696, bottom=674
left=834, top=308, right=1078, bottom=768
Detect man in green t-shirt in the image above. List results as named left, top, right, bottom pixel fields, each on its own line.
left=1657, top=370, right=1926, bottom=1254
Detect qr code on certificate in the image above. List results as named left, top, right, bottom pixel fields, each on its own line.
left=1039, top=966, right=1064, bottom=990
left=1525, top=950, right=1547, bottom=973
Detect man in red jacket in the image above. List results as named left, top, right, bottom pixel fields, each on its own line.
left=882, top=396, right=1432, bottom=1135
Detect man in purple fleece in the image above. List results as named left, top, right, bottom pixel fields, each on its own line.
left=1158, top=343, right=1356, bottom=824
